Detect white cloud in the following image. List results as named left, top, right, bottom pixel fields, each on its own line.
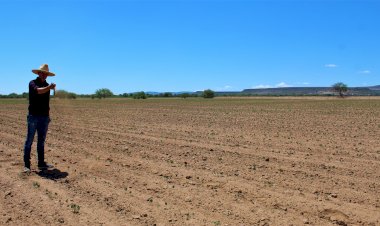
left=253, top=84, right=272, bottom=89
left=296, top=82, right=310, bottom=85
left=325, top=64, right=338, bottom=68
left=276, top=82, right=291, bottom=88
left=214, top=85, right=233, bottom=91
left=253, top=82, right=294, bottom=89
left=359, top=70, right=371, bottom=74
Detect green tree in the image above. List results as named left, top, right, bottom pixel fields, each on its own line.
left=162, top=92, right=173, bottom=97
left=133, top=91, right=147, bottom=99
left=179, top=93, right=190, bottom=99
left=332, top=82, right=348, bottom=98
left=119, top=93, right=129, bottom=98
left=202, top=89, right=215, bottom=98
left=8, top=93, right=20, bottom=98
left=95, top=88, right=114, bottom=99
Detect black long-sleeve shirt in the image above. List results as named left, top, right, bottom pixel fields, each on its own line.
left=28, top=77, right=50, bottom=116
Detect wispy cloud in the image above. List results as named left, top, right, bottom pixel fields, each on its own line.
left=215, top=85, right=233, bottom=91
left=276, top=82, right=291, bottom=88
left=253, top=82, right=293, bottom=89
left=358, top=70, right=371, bottom=74
left=253, top=84, right=273, bottom=89
left=296, top=82, right=311, bottom=86
left=325, top=64, right=338, bottom=68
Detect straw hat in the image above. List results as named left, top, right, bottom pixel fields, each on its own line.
left=32, top=64, right=55, bottom=76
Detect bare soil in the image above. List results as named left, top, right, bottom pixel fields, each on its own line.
left=0, top=97, right=379, bottom=226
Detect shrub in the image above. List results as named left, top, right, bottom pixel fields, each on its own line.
left=119, top=93, right=130, bottom=98
left=180, top=93, right=191, bottom=99
left=55, top=90, right=77, bottom=99
left=8, top=93, right=20, bottom=98
left=95, top=88, right=114, bottom=99
left=161, top=92, right=173, bottom=97
left=70, top=203, right=80, bottom=214
left=133, top=91, right=147, bottom=99
left=202, top=89, right=215, bottom=98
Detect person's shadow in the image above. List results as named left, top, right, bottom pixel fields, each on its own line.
left=37, top=168, right=68, bottom=180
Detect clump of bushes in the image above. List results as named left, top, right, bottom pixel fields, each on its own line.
left=0, top=93, right=28, bottom=98
left=202, top=89, right=215, bottom=98
left=159, top=92, right=173, bottom=97
left=94, top=88, right=114, bottom=99
left=55, top=90, right=77, bottom=99
left=179, top=93, right=191, bottom=99
left=133, top=91, right=147, bottom=99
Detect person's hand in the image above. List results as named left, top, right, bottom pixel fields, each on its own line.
left=50, top=83, right=56, bottom=90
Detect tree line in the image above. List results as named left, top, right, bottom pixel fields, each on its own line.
left=0, top=89, right=215, bottom=99
left=93, top=88, right=215, bottom=99
left=1, top=83, right=351, bottom=99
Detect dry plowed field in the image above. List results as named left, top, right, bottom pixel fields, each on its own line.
left=0, top=97, right=379, bottom=226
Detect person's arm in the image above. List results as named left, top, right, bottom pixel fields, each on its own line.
left=36, top=83, right=56, bottom=94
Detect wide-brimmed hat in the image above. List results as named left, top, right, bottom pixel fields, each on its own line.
left=32, top=64, right=55, bottom=76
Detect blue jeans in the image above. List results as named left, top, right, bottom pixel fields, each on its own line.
left=23, top=115, right=50, bottom=168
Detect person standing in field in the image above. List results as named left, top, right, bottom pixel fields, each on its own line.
left=23, top=64, right=56, bottom=173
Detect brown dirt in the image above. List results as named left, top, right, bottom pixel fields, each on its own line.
left=0, top=97, right=379, bottom=226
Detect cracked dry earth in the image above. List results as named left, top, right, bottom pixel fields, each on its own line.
left=0, top=97, right=379, bottom=226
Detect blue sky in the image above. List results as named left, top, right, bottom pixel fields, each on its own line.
left=1, top=0, right=379, bottom=94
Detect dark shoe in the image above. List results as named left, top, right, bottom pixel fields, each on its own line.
left=38, top=162, right=53, bottom=170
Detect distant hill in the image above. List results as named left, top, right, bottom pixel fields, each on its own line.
left=193, top=86, right=380, bottom=96
left=242, top=87, right=331, bottom=95
left=369, top=85, right=380, bottom=91
left=241, top=86, right=380, bottom=96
